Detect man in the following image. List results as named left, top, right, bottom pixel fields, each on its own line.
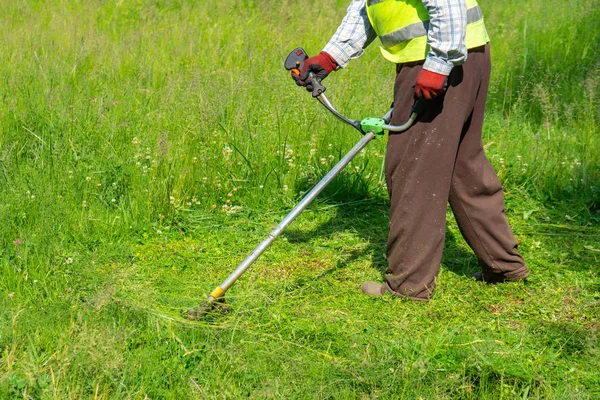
left=293, top=0, right=530, bottom=301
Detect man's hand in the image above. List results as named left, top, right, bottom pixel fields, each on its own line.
left=415, top=69, right=448, bottom=100
left=292, top=51, right=337, bottom=91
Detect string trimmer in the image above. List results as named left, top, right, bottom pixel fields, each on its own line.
left=185, top=48, right=424, bottom=320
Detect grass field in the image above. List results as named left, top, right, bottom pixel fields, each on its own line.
left=1, top=0, right=599, bottom=398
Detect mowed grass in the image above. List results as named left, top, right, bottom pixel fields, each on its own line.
left=1, top=0, right=599, bottom=398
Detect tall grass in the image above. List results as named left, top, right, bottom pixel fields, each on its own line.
left=484, top=0, right=600, bottom=210
left=1, top=0, right=597, bottom=249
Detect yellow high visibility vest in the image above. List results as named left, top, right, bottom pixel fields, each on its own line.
left=366, top=0, right=490, bottom=63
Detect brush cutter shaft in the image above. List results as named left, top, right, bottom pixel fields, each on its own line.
left=187, top=49, right=428, bottom=319
left=199, top=53, right=422, bottom=311
left=217, top=131, right=377, bottom=295
left=208, top=98, right=419, bottom=300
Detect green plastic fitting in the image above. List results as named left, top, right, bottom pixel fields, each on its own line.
left=360, top=117, right=386, bottom=138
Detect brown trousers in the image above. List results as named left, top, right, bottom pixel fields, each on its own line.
left=384, top=44, right=529, bottom=300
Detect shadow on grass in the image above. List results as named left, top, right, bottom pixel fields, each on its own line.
left=284, top=172, right=478, bottom=280
left=285, top=170, right=600, bottom=284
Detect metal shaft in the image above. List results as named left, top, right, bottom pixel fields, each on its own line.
left=211, top=130, right=377, bottom=298
left=201, top=89, right=419, bottom=306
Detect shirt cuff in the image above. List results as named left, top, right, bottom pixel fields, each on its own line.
left=322, top=42, right=361, bottom=69
left=422, top=56, right=454, bottom=76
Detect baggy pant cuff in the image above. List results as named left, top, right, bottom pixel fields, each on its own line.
left=383, top=282, right=432, bottom=302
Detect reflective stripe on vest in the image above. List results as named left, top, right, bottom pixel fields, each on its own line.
left=366, top=0, right=490, bottom=64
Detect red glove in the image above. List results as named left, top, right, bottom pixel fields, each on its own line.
left=415, top=69, right=448, bottom=100
left=292, top=51, right=337, bottom=91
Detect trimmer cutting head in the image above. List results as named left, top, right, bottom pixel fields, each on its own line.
left=184, top=297, right=230, bottom=320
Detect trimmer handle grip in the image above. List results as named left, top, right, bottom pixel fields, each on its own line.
left=306, top=73, right=326, bottom=97
left=410, top=76, right=448, bottom=115
left=285, top=47, right=326, bottom=97
left=285, top=47, right=308, bottom=76
left=411, top=97, right=427, bottom=115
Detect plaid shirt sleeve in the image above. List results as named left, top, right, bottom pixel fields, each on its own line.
left=324, top=0, right=468, bottom=74
left=421, top=0, right=468, bottom=75
left=323, top=0, right=377, bottom=68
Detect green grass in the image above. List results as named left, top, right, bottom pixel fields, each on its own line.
left=1, top=0, right=599, bottom=398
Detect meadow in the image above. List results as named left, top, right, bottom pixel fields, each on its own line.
left=1, top=0, right=599, bottom=398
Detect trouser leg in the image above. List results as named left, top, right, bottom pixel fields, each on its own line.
left=384, top=62, right=469, bottom=300
left=384, top=45, right=528, bottom=301
left=448, top=46, right=529, bottom=282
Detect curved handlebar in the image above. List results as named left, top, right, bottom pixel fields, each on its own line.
left=285, top=47, right=422, bottom=135
left=314, top=92, right=420, bottom=135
